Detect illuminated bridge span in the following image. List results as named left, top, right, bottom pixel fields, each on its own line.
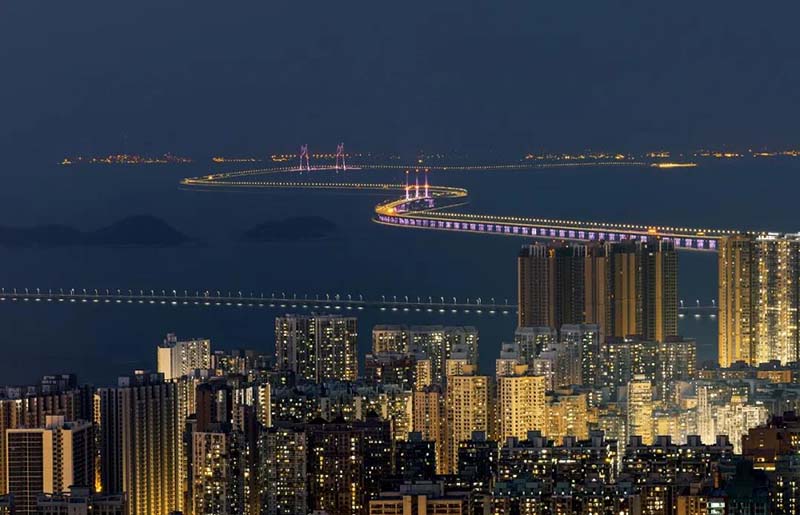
left=181, top=162, right=746, bottom=252
left=0, top=288, right=514, bottom=315
left=0, top=288, right=719, bottom=317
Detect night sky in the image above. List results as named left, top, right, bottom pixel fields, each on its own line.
left=2, top=1, right=799, bottom=158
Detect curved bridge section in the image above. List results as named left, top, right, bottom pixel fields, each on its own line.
left=181, top=163, right=744, bottom=252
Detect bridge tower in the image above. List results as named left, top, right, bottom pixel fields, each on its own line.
left=414, top=168, right=420, bottom=199
left=405, top=170, right=411, bottom=200
left=298, top=144, right=310, bottom=172
left=335, top=143, right=346, bottom=171
left=424, top=168, right=430, bottom=198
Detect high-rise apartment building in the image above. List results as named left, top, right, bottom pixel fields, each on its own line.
left=369, top=326, right=479, bottom=387
left=518, top=243, right=586, bottom=329
left=372, top=325, right=408, bottom=354
left=407, top=326, right=478, bottom=386
left=719, top=234, right=800, bottom=366
left=364, top=352, right=417, bottom=390
left=496, top=367, right=547, bottom=441
left=413, top=385, right=445, bottom=474
left=444, top=369, right=489, bottom=474
left=260, top=426, right=307, bottom=515
left=546, top=388, right=589, bottom=441
left=5, top=416, right=93, bottom=515
left=97, top=372, right=181, bottom=515
left=518, top=240, right=677, bottom=342
left=0, top=384, right=92, bottom=497
left=601, top=239, right=678, bottom=341
left=190, top=430, right=244, bottom=515
left=560, top=324, right=601, bottom=386
left=275, top=315, right=358, bottom=383
left=157, top=334, right=212, bottom=381
left=495, top=343, right=523, bottom=378
left=408, top=325, right=478, bottom=384
left=305, top=417, right=392, bottom=515
left=627, top=375, right=654, bottom=445
left=719, top=234, right=758, bottom=367
left=395, top=432, right=437, bottom=481
left=513, top=326, right=556, bottom=364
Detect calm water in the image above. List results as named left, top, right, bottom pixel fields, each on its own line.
left=0, top=159, right=795, bottom=385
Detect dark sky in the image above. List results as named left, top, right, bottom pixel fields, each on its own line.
left=2, top=0, right=799, bottom=158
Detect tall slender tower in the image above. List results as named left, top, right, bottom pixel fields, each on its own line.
left=518, top=242, right=604, bottom=331
left=517, top=243, right=552, bottom=328
left=638, top=239, right=678, bottom=342
left=627, top=374, right=654, bottom=445
left=412, top=385, right=445, bottom=474
left=719, top=235, right=756, bottom=367
left=719, top=234, right=800, bottom=366
left=444, top=367, right=489, bottom=474
left=98, top=372, right=182, bottom=515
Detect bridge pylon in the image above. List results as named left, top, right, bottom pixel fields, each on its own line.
left=335, top=143, right=346, bottom=171
left=298, top=144, right=310, bottom=172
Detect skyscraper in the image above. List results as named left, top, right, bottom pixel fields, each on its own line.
left=157, top=334, right=212, bottom=381
left=518, top=242, right=587, bottom=329
left=639, top=239, right=679, bottom=342
left=517, top=240, right=677, bottom=342
left=496, top=367, right=547, bottom=441
left=719, top=234, right=757, bottom=367
left=190, top=430, right=244, bottom=515
left=517, top=242, right=550, bottom=328
left=0, top=384, right=92, bottom=498
left=407, top=326, right=478, bottom=386
left=185, top=378, right=251, bottom=515
left=444, top=368, right=489, bottom=474
left=719, top=234, right=800, bottom=367
left=627, top=375, right=654, bottom=445
left=98, top=372, right=182, bottom=515
left=260, top=426, right=307, bottom=515
left=275, top=315, right=358, bottom=383
left=560, top=324, right=601, bottom=387
left=6, top=416, right=93, bottom=515
left=305, top=416, right=391, bottom=515
left=413, top=385, right=445, bottom=474
left=604, top=239, right=678, bottom=342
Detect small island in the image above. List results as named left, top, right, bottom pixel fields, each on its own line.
left=241, top=216, right=338, bottom=243
left=0, top=215, right=189, bottom=247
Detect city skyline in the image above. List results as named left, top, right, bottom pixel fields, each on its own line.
left=3, top=1, right=800, bottom=513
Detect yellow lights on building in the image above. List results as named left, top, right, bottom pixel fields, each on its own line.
left=445, top=372, right=489, bottom=474
left=627, top=375, right=654, bottom=445
left=497, top=370, right=547, bottom=442
left=719, top=234, right=800, bottom=367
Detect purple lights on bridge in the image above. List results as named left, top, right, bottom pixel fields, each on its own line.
left=376, top=214, right=719, bottom=251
